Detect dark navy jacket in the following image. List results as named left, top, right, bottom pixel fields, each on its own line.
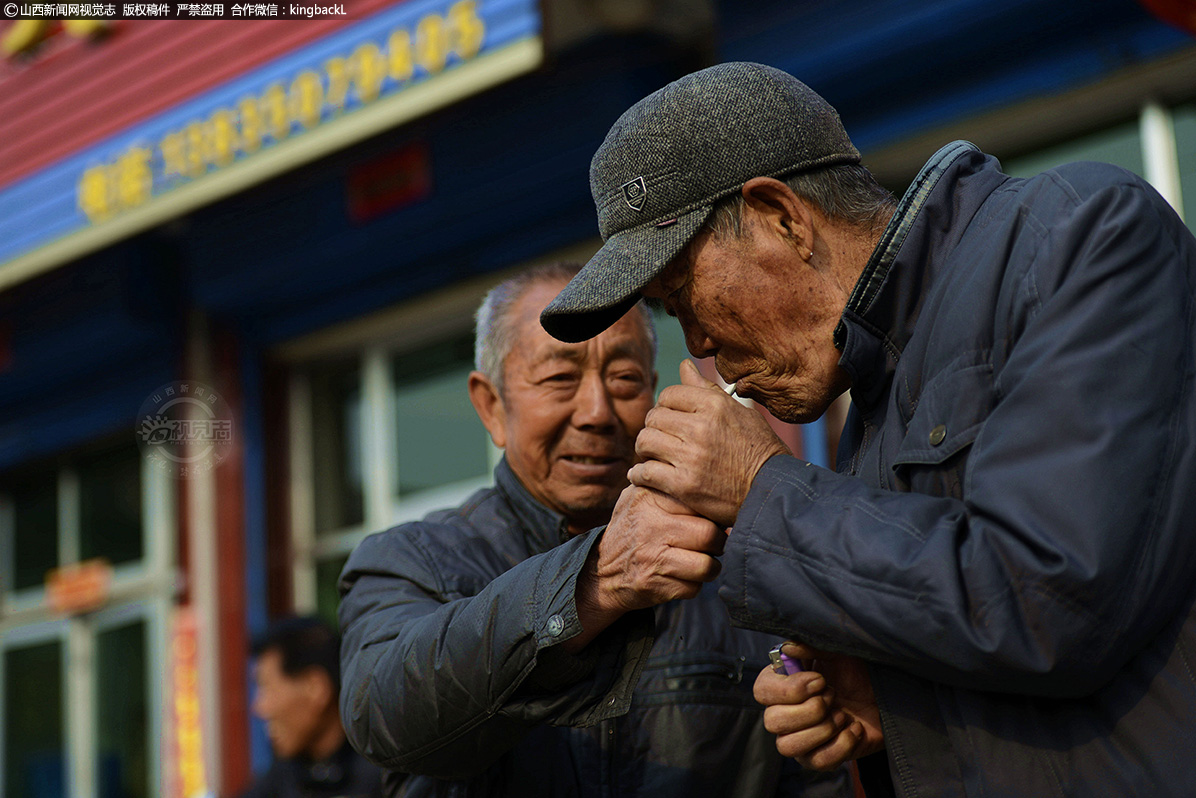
left=237, top=739, right=383, bottom=798
left=721, top=142, right=1196, bottom=796
left=339, top=459, right=851, bottom=797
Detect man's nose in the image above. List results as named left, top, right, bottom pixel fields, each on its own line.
left=573, top=372, right=618, bottom=430
left=251, top=691, right=268, bottom=720
left=684, top=325, right=718, bottom=359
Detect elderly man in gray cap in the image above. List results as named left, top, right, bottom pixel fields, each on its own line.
left=540, top=62, right=1196, bottom=798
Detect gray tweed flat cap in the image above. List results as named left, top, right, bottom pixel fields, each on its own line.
left=540, top=61, right=860, bottom=343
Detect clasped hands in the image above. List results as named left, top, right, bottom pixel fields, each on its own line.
left=587, top=360, right=883, bottom=769
left=575, top=360, right=787, bottom=624
left=628, top=359, right=787, bottom=527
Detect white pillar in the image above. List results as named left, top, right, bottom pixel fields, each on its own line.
left=67, top=618, right=94, bottom=798
left=362, top=347, right=396, bottom=530
left=288, top=371, right=318, bottom=614
left=1141, top=100, right=1185, bottom=220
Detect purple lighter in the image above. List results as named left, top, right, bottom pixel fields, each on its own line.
left=768, top=643, right=803, bottom=675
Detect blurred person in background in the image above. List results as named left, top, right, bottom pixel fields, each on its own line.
left=241, top=616, right=383, bottom=798
left=337, top=262, right=851, bottom=797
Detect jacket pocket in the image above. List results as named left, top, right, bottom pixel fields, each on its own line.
left=891, top=359, right=995, bottom=499
left=633, top=652, right=758, bottom=707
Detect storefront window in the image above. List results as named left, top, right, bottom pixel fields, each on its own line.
left=4, top=640, right=65, bottom=798
left=392, top=335, right=489, bottom=497
left=315, top=555, right=350, bottom=628
left=311, top=361, right=364, bottom=535
left=652, top=307, right=691, bottom=395
left=1171, top=103, right=1196, bottom=227
left=78, top=445, right=143, bottom=566
left=95, top=620, right=148, bottom=798
left=4, top=463, right=58, bottom=591
left=1001, top=119, right=1144, bottom=179
left=1, top=440, right=169, bottom=798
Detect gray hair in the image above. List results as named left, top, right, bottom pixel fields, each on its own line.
left=475, top=262, right=657, bottom=392
left=704, top=163, right=895, bottom=241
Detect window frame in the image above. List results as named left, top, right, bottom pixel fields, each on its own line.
left=278, top=263, right=551, bottom=615
left=0, top=443, right=175, bottom=798
left=289, top=338, right=502, bottom=615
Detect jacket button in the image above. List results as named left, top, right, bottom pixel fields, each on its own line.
left=929, top=424, right=947, bottom=446
left=547, top=614, right=565, bottom=637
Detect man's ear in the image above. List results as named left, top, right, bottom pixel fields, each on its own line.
left=303, top=667, right=334, bottom=710
left=741, top=176, right=815, bottom=254
left=468, top=371, right=508, bottom=449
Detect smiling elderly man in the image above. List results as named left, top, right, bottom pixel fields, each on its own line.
left=540, top=62, right=1196, bottom=798
left=337, top=262, right=850, bottom=797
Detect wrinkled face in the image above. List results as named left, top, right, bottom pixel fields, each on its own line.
left=642, top=220, right=850, bottom=424
left=490, top=281, right=656, bottom=533
left=251, top=650, right=329, bottom=760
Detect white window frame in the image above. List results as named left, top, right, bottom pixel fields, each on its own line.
left=288, top=333, right=500, bottom=614
left=0, top=445, right=175, bottom=798
left=277, top=250, right=605, bottom=615
left=0, top=616, right=70, bottom=798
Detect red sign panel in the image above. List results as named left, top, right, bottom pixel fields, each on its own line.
left=45, top=557, right=112, bottom=614
left=346, top=140, right=432, bottom=222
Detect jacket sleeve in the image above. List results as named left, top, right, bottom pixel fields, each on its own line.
left=721, top=174, right=1196, bottom=699
left=337, top=525, right=653, bottom=777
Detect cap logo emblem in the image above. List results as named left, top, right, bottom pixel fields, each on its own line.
left=621, top=176, right=647, bottom=211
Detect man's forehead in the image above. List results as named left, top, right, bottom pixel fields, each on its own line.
left=510, top=277, right=652, bottom=361
left=527, top=323, right=649, bottom=364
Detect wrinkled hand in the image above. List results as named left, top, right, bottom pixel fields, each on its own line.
left=565, top=485, right=725, bottom=652
left=629, top=360, right=790, bottom=527
left=596, top=484, right=725, bottom=610
left=753, top=642, right=884, bottom=770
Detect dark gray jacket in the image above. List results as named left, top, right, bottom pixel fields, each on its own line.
left=720, top=141, right=1196, bottom=796
left=339, top=460, right=851, bottom=797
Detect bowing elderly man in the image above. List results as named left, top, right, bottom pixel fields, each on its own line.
left=540, top=62, right=1196, bottom=798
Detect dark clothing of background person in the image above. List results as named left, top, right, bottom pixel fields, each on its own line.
left=338, top=459, right=852, bottom=798
left=720, top=142, right=1196, bottom=795
left=237, top=738, right=383, bottom=798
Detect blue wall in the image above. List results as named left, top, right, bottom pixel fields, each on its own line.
left=719, top=0, right=1191, bottom=152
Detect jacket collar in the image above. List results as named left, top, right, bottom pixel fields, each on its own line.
left=493, top=457, right=573, bottom=554
left=835, top=141, right=1005, bottom=410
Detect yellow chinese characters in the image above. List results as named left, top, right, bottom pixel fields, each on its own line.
left=75, top=0, right=485, bottom=225
left=77, top=146, right=152, bottom=223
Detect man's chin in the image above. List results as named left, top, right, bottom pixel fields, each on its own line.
left=556, top=491, right=621, bottom=531
left=763, top=402, right=817, bottom=425
left=270, top=741, right=300, bottom=760
left=746, top=388, right=823, bottom=425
